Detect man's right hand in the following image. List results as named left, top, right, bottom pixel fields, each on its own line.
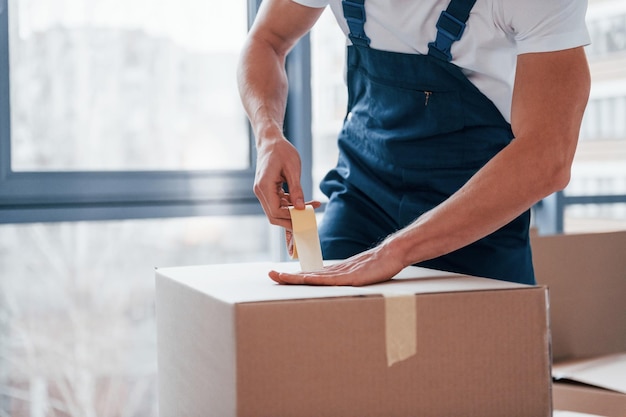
left=254, top=134, right=320, bottom=230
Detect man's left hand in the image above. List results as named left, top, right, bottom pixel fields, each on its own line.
left=269, top=244, right=405, bottom=286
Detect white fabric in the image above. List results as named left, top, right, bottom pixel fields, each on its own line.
left=291, top=0, right=590, bottom=122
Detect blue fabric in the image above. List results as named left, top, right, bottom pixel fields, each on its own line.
left=318, top=0, right=535, bottom=285
left=342, top=0, right=370, bottom=46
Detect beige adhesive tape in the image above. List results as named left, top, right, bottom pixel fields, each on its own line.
left=288, top=205, right=324, bottom=271
left=384, top=293, right=417, bottom=367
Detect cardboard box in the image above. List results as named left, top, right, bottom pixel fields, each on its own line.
left=531, top=231, right=626, bottom=417
left=155, top=262, right=551, bottom=417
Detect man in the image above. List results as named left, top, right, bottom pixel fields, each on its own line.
left=237, top=0, right=590, bottom=286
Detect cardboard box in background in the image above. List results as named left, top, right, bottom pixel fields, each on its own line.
left=531, top=231, right=626, bottom=417
left=155, top=263, right=551, bottom=417
left=552, top=353, right=626, bottom=417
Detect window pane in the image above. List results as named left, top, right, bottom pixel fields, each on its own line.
left=565, top=203, right=626, bottom=233
left=0, top=216, right=275, bottom=416
left=310, top=8, right=346, bottom=201
left=565, top=0, right=626, bottom=231
left=8, top=0, right=249, bottom=172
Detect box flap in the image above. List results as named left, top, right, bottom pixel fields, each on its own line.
left=553, top=353, right=626, bottom=394
left=156, top=262, right=530, bottom=305
left=156, top=262, right=368, bottom=304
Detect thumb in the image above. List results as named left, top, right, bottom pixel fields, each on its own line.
left=286, top=179, right=305, bottom=210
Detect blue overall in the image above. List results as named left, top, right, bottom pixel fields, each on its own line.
left=318, top=0, right=535, bottom=284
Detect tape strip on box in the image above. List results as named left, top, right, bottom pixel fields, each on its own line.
left=383, top=293, right=417, bottom=366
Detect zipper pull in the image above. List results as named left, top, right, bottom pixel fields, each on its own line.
left=424, top=91, right=432, bottom=106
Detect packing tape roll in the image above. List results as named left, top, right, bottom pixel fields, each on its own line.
left=383, top=293, right=417, bottom=367
left=288, top=205, right=324, bottom=271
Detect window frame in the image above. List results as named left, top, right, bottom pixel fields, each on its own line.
left=0, top=0, right=312, bottom=224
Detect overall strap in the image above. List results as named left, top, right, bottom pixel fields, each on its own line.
left=342, top=0, right=371, bottom=47
left=428, top=0, right=477, bottom=62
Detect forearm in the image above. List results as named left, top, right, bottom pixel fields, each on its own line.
left=382, top=136, right=568, bottom=266
left=237, top=35, right=289, bottom=145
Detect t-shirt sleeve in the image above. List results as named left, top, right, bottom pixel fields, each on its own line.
left=290, top=0, right=329, bottom=8
left=498, top=0, right=591, bottom=54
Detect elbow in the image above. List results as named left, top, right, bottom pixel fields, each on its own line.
left=541, top=159, right=572, bottom=196
left=526, top=130, right=580, bottom=197
left=551, top=165, right=572, bottom=193
left=525, top=138, right=575, bottom=197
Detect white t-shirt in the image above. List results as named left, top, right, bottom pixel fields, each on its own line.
left=291, top=0, right=590, bottom=121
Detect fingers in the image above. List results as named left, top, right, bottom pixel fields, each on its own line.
left=255, top=181, right=322, bottom=229
left=269, top=261, right=360, bottom=286
left=305, top=200, right=323, bottom=209
left=286, top=183, right=305, bottom=210
left=269, top=270, right=300, bottom=284
left=285, top=229, right=295, bottom=257
left=280, top=153, right=304, bottom=209
left=255, top=187, right=292, bottom=229
left=269, top=270, right=339, bottom=286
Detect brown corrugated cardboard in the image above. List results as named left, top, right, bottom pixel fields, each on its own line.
left=156, top=262, right=551, bottom=417
left=531, top=231, right=626, bottom=417
left=531, top=231, right=626, bottom=361
left=553, top=383, right=626, bottom=417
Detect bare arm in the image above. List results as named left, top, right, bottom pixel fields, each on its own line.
left=271, top=46, right=590, bottom=285
left=237, top=0, right=324, bottom=229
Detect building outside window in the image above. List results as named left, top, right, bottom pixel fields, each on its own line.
left=9, top=0, right=249, bottom=172
left=564, top=0, right=626, bottom=232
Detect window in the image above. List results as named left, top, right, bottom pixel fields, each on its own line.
left=0, top=216, right=275, bottom=417
left=0, top=1, right=302, bottom=415
left=0, top=0, right=259, bottom=223
left=9, top=0, right=249, bottom=172
left=586, top=12, right=626, bottom=57
left=556, top=0, right=626, bottom=233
